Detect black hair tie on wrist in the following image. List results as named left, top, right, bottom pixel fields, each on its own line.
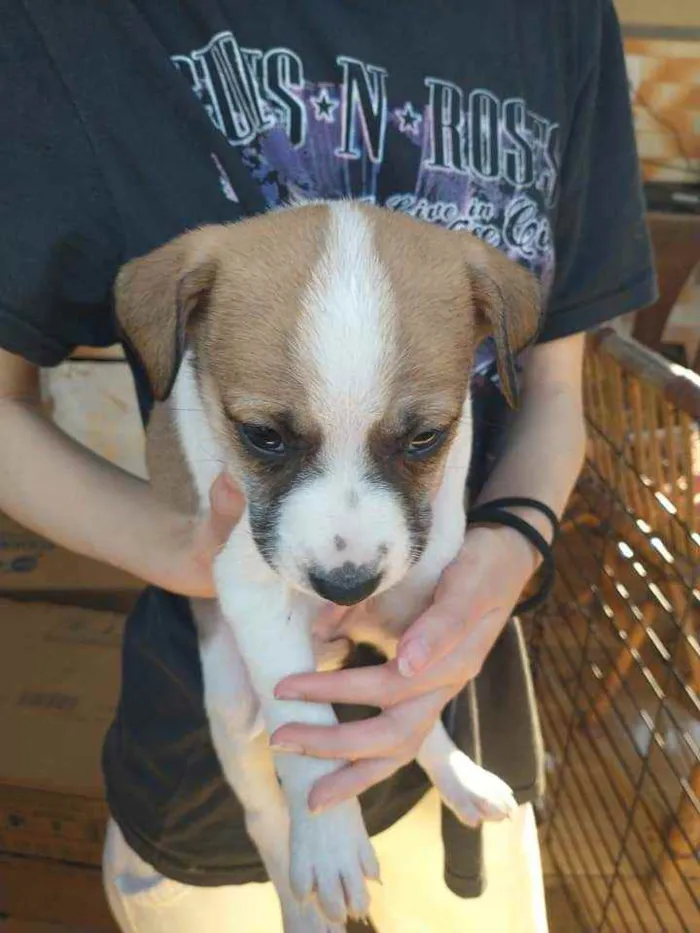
left=467, top=497, right=558, bottom=614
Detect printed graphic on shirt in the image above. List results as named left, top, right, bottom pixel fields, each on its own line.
left=173, top=29, right=559, bottom=382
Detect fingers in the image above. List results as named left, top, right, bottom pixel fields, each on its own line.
left=395, top=531, right=517, bottom=678
left=208, top=473, right=245, bottom=544
left=396, top=603, right=467, bottom=679
left=276, top=629, right=483, bottom=708
left=309, top=757, right=399, bottom=812
left=210, top=471, right=245, bottom=516
left=276, top=655, right=459, bottom=707
left=276, top=663, right=404, bottom=707
left=304, top=688, right=451, bottom=808
left=271, top=689, right=449, bottom=762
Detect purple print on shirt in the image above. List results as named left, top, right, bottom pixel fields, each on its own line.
left=173, top=30, right=558, bottom=388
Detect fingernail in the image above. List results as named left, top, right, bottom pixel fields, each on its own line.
left=274, top=686, right=302, bottom=700
left=269, top=741, right=304, bottom=755
left=310, top=796, right=336, bottom=814
left=397, top=637, right=429, bottom=677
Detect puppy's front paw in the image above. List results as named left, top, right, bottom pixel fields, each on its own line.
left=289, top=800, right=378, bottom=924
left=434, top=752, right=517, bottom=826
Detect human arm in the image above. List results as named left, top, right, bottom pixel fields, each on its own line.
left=0, top=346, right=243, bottom=597
left=0, top=38, right=243, bottom=595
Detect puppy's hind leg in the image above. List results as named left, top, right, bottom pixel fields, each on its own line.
left=417, top=720, right=517, bottom=827
left=364, top=618, right=516, bottom=828
left=194, top=601, right=345, bottom=933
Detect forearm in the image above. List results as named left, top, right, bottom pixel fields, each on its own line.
left=0, top=397, right=191, bottom=586
left=475, top=334, right=587, bottom=561
left=478, top=383, right=586, bottom=520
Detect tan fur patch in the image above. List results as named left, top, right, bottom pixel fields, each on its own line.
left=146, top=404, right=199, bottom=515
left=366, top=204, right=541, bottom=412
left=368, top=206, right=476, bottom=429
left=189, top=206, right=333, bottom=502
left=133, top=206, right=331, bottom=499
left=197, top=204, right=328, bottom=433
left=128, top=202, right=540, bottom=515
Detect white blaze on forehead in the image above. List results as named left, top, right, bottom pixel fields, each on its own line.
left=275, top=202, right=414, bottom=588
left=298, top=202, right=396, bottom=445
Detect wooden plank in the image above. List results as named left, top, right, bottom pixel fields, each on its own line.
left=0, top=856, right=116, bottom=931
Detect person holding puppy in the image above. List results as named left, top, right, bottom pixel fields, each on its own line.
left=0, top=2, right=655, bottom=931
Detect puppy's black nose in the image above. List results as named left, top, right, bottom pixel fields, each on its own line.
left=308, top=563, right=382, bottom=606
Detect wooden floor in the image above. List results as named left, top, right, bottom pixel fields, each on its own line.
left=0, top=886, right=605, bottom=933
left=0, top=925, right=95, bottom=932
left=1, top=792, right=564, bottom=932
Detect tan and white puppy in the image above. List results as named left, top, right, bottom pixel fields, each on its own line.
left=116, top=201, right=541, bottom=933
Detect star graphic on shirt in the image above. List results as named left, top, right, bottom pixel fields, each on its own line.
left=310, top=87, right=339, bottom=123
left=395, top=102, right=422, bottom=134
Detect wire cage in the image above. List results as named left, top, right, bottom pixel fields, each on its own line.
left=527, top=328, right=700, bottom=932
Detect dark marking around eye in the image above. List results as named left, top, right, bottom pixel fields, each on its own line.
left=365, top=419, right=459, bottom=565
left=243, top=455, right=322, bottom=570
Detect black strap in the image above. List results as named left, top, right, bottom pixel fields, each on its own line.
left=467, top=497, right=557, bottom=614
left=472, top=496, right=559, bottom=541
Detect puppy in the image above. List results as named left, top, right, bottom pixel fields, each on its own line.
left=115, top=201, right=541, bottom=932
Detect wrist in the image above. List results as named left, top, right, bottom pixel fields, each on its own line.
left=463, top=522, right=537, bottom=582
left=124, top=502, right=203, bottom=595
left=469, top=498, right=557, bottom=569
left=495, top=506, right=550, bottom=571
left=491, top=521, right=542, bottom=578
left=500, top=522, right=542, bottom=577
left=160, top=512, right=215, bottom=597
left=466, top=508, right=551, bottom=581
left=466, top=498, right=558, bottom=614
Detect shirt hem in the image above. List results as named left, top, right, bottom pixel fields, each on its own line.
left=105, top=787, right=268, bottom=888
left=105, top=774, right=430, bottom=889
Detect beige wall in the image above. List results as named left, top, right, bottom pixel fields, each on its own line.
left=615, top=0, right=700, bottom=29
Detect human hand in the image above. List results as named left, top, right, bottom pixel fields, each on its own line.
left=166, top=472, right=245, bottom=598
left=271, top=523, right=538, bottom=812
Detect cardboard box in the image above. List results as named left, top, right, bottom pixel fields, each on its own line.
left=0, top=358, right=147, bottom=596
left=0, top=513, right=142, bottom=596
left=41, top=361, right=146, bottom=480
left=0, top=600, right=123, bottom=866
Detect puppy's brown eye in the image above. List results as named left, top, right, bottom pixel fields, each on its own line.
left=405, top=429, right=445, bottom=460
left=239, top=423, right=286, bottom=458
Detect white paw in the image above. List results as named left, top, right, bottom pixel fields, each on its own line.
left=434, top=752, right=517, bottom=826
left=289, top=800, right=379, bottom=924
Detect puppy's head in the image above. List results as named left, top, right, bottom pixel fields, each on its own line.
left=116, top=203, right=541, bottom=604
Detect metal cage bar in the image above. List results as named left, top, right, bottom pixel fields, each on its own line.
left=528, top=329, right=700, bottom=932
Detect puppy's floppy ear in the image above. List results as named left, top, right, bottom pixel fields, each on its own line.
left=114, top=227, right=221, bottom=402
left=463, top=235, right=543, bottom=407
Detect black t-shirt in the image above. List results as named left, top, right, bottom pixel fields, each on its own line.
left=1, top=0, right=656, bottom=896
